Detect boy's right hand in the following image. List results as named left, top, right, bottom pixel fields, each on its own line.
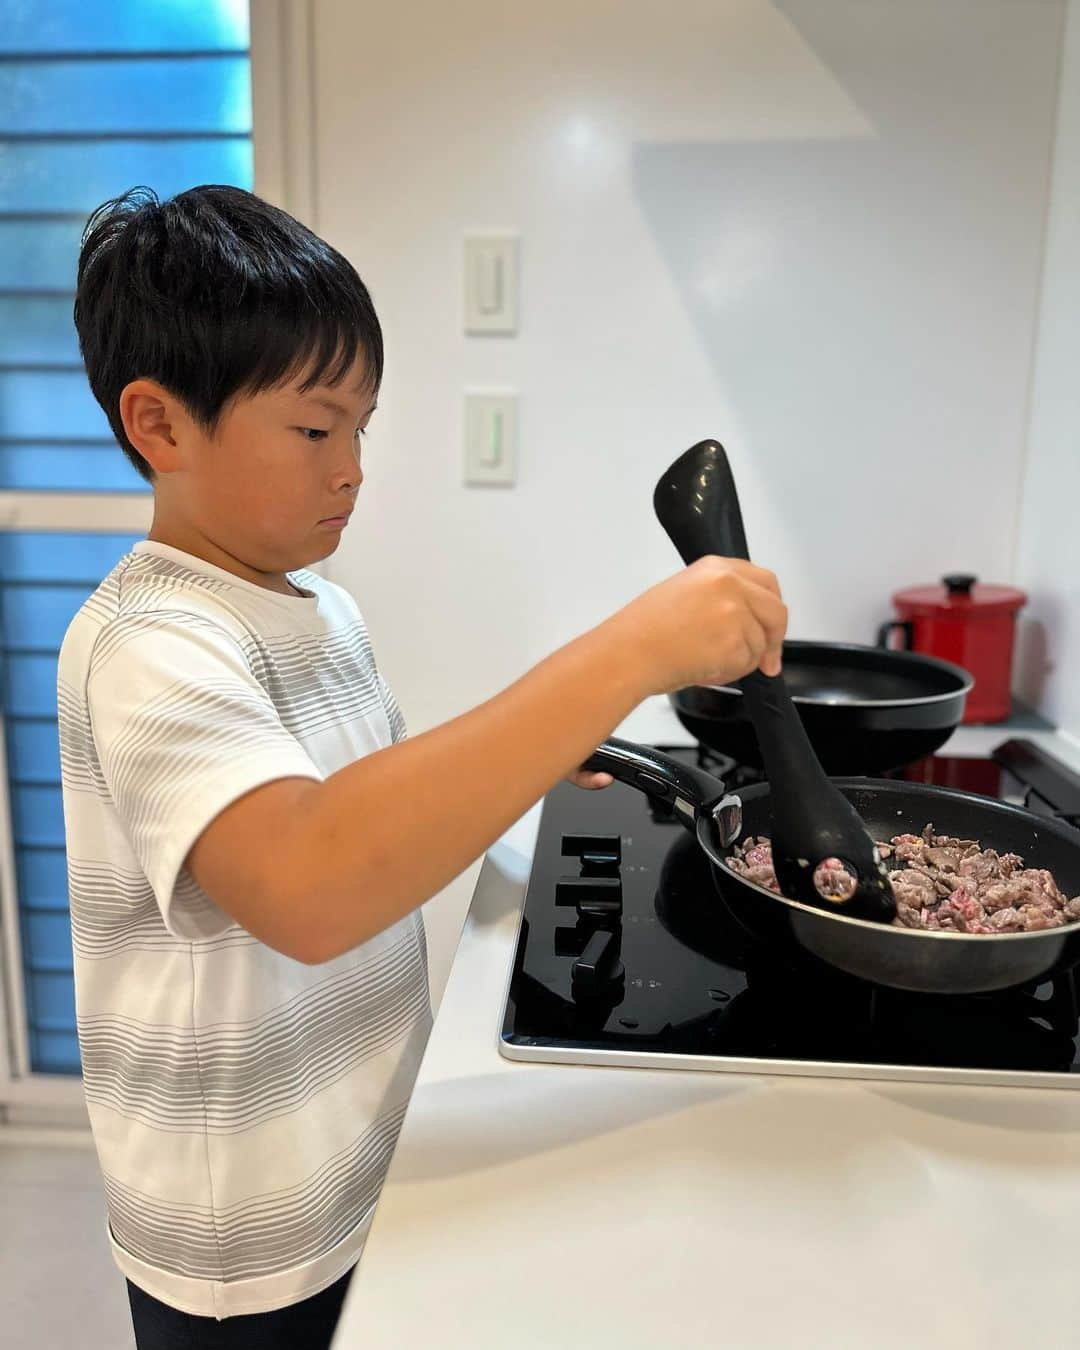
left=606, top=556, right=788, bottom=697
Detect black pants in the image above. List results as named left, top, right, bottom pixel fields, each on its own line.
left=127, top=1266, right=355, bottom=1349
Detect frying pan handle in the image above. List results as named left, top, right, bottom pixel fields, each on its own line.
left=877, top=620, right=913, bottom=651
left=582, top=737, right=723, bottom=811
left=581, top=738, right=742, bottom=844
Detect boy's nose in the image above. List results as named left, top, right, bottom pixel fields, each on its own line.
left=335, top=455, right=362, bottom=492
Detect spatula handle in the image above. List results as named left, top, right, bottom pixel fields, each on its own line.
left=651, top=438, right=807, bottom=773
left=652, top=440, right=895, bottom=921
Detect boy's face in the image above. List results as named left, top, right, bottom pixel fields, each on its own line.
left=136, top=355, right=377, bottom=586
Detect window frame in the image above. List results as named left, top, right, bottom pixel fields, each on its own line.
left=0, top=0, right=315, bottom=1121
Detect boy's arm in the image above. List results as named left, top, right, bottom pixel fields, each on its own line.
left=186, top=557, right=786, bottom=963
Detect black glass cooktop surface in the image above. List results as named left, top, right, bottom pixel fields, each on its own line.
left=499, top=744, right=1080, bottom=1080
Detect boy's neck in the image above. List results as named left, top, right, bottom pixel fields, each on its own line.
left=146, top=522, right=302, bottom=598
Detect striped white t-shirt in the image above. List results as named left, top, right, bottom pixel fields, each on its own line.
left=57, top=540, right=431, bottom=1318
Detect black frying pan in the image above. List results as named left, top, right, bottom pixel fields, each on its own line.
left=582, top=738, right=1080, bottom=995
left=670, top=640, right=973, bottom=776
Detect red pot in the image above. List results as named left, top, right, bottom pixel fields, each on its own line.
left=879, top=574, right=1026, bottom=724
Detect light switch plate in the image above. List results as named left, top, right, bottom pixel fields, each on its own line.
left=464, top=392, right=517, bottom=485
left=464, top=234, right=519, bottom=335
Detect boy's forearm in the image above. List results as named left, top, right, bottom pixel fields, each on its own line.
left=276, top=618, right=646, bottom=961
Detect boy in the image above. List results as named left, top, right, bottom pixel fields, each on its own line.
left=59, top=183, right=786, bottom=1347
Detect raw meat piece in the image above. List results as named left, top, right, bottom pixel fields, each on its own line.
left=725, top=828, right=1080, bottom=934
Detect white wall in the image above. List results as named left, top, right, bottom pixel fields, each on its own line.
left=304, top=0, right=1065, bottom=998
left=1015, top=0, right=1080, bottom=739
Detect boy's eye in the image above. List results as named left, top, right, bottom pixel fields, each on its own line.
left=296, top=427, right=367, bottom=442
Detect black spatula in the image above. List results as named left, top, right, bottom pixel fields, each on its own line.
left=654, top=440, right=896, bottom=923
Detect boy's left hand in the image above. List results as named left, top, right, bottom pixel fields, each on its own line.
left=567, top=768, right=613, bottom=790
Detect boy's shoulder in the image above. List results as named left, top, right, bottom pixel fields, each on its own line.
left=63, top=548, right=244, bottom=638
left=58, top=550, right=366, bottom=685
left=57, top=551, right=236, bottom=690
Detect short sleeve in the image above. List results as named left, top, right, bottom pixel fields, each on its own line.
left=378, top=673, right=408, bottom=743
left=87, top=610, right=324, bottom=940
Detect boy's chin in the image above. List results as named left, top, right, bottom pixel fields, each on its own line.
left=306, top=533, right=345, bottom=565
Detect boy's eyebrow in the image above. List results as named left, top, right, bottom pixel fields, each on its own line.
left=304, top=394, right=378, bottom=420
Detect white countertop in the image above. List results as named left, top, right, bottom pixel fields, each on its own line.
left=335, top=707, right=1080, bottom=1349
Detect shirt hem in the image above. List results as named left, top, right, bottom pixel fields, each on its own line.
left=107, top=1211, right=373, bottom=1319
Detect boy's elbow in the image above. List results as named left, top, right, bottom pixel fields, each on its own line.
left=247, top=909, right=343, bottom=965
left=254, top=827, right=389, bottom=963
left=278, top=930, right=331, bottom=966
left=263, top=868, right=361, bottom=965
left=276, top=900, right=385, bottom=966
left=290, top=930, right=347, bottom=966
left=260, top=878, right=342, bottom=965
left=232, top=902, right=329, bottom=965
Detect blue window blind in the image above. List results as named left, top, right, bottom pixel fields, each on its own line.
left=0, top=2, right=253, bottom=1075
left=1, top=533, right=141, bottom=1073
left=0, top=0, right=249, bottom=53
left=0, top=2, right=253, bottom=493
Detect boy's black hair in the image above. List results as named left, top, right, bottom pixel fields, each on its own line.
left=73, top=183, right=383, bottom=482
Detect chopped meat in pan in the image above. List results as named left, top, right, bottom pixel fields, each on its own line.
left=726, top=822, right=1080, bottom=933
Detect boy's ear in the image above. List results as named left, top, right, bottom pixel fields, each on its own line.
left=118, top=378, right=189, bottom=474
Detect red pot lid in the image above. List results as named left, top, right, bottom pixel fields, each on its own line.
left=893, top=574, right=1027, bottom=617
